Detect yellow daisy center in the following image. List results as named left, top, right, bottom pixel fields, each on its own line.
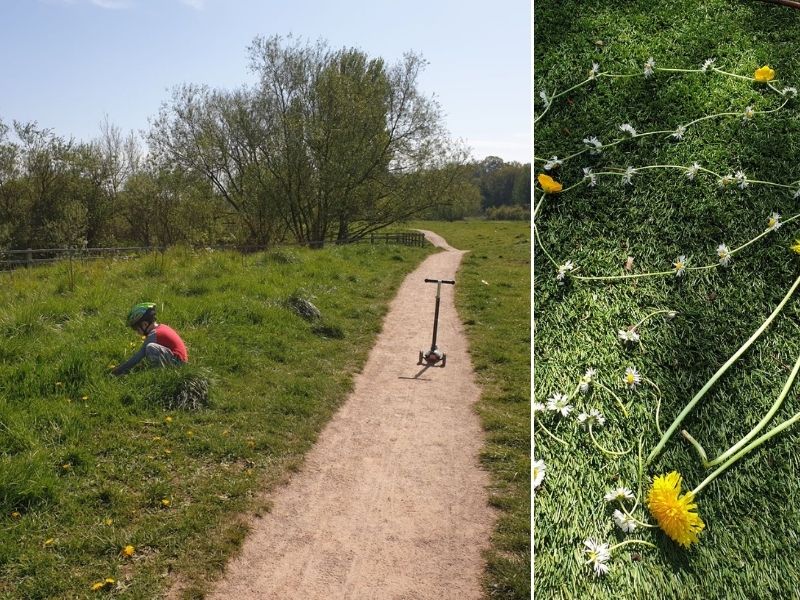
left=625, top=373, right=636, bottom=385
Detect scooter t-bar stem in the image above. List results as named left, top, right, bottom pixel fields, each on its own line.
left=424, top=279, right=455, bottom=351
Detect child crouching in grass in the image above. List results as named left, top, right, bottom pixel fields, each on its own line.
left=112, top=302, right=188, bottom=376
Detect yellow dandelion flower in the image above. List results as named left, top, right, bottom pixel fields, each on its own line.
left=754, top=65, right=776, bottom=82
left=122, top=544, right=135, bottom=557
left=82, top=395, right=89, bottom=401
left=186, top=430, right=194, bottom=437
left=91, top=581, right=105, bottom=591
left=792, top=240, right=800, bottom=254
left=11, top=511, right=21, bottom=519
left=62, top=463, right=72, bottom=471
left=104, top=518, right=113, bottom=526
left=104, top=578, right=115, bottom=585
left=537, top=173, right=563, bottom=194
left=161, top=498, right=171, bottom=507
left=165, top=416, right=173, bottom=423
left=43, top=538, right=55, bottom=547
left=647, top=471, right=705, bottom=548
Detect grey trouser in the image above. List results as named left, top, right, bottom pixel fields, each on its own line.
left=145, top=343, right=180, bottom=367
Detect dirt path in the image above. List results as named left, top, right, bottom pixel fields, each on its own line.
left=207, top=231, right=495, bottom=600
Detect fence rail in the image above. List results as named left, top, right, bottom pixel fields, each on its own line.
left=0, top=232, right=427, bottom=270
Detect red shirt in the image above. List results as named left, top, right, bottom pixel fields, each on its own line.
left=155, top=324, right=188, bottom=363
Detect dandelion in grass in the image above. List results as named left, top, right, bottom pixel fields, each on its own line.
left=577, top=408, right=605, bottom=430
left=647, top=471, right=705, bottom=547
left=700, top=57, right=716, bottom=72
left=673, top=255, right=687, bottom=277
left=582, top=167, right=598, bottom=187
left=685, top=162, right=701, bottom=181
left=583, top=539, right=611, bottom=576
left=618, top=328, right=640, bottom=344
left=161, top=498, right=171, bottom=507
left=583, top=136, right=603, bottom=155
left=556, top=260, right=575, bottom=284
left=533, top=459, right=546, bottom=490
left=539, top=89, right=550, bottom=108
left=579, top=368, right=597, bottom=394
left=717, top=243, right=731, bottom=266
left=754, top=65, right=776, bottom=82
left=792, top=240, right=800, bottom=254
left=11, top=511, right=21, bottom=519
left=537, top=173, right=563, bottom=194
left=121, top=545, right=135, bottom=558
left=644, top=57, right=655, bottom=78
left=604, top=486, right=636, bottom=503
left=543, top=156, right=563, bottom=171
left=589, top=62, right=600, bottom=80
left=782, top=87, right=797, bottom=98
left=546, top=392, right=573, bottom=417
left=613, top=509, right=638, bottom=533
left=768, top=212, right=782, bottom=231
left=619, top=123, right=637, bottom=137
left=671, top=125, right=686, bottom=140
left=624, top=366, right=641, bottom=389
left=743, top=106, right=755, bottom=121
left=735, top=170, right=748, bottom=189
left=622, top=166, right=636, bottom=186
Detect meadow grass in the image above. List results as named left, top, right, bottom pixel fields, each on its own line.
left=0, top=242, right=433, bottom=599
left=414, top=220, right=531, bottom=599
left=536, top=1, right=800, bottom=598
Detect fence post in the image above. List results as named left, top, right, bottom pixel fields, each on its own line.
left=26, top=248, right=32, bottom=268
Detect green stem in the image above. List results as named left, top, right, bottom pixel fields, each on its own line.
left=692, top=408, right=800, bottom=496
left=573, top=270, right=676, bottom=282
left=597, top=382, right=628, bottom=417
left=681, top=429, right=708, bottom=463
left=620, top=505, right=656, bottom=528
left=535, top=419, right=568, bottom=445
left=631, top=436, right=644, bottom=513
left=609, top=539, right=657, bottom=552
left=704, top=347, right=800, bottom=467
left=632, top=309, right=673, bottom=330
left=711, top=67, right=754, bottom=82
left=589, top=424, right=632, bottom=457
left=642, top=377, right=663, bottom=436
left=550, top=77, right=593, bottom=101
left=532, top=193, right=545, bottom=223
left=646, top=273, right=800, bottom=465
left=532, top=224, right=561, bottom=269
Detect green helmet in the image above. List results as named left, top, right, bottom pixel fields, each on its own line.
left=126, top=302, right=156, bottom=328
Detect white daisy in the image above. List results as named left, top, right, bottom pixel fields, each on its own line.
left=618, top=329, right=641, bottom=344
left=768, top=212, right=782, bottom=231
left=718, top=174, right=735, bottom=188
left=623, top=366, right=641, bottom=389
left=539, top=90, right=550, bottom=108
left=556, top=260, right=575, bottom=284
left=583, top=539, right=611, bottom=577
left=743, top=106, right=755, bottom=121
left=604, top=486, right=636, bottom=503
left=577, top=408, right=605, bottom=430
left=673, top=255, right=687, bottom=277
left=582, top=166, right=598, bottom=187
left=782, top=87, right=798, bottom=98
left=666, top=310, right=678, bottom=319
left=717, top=243, right=731, bottom=266
left=622, top=166, right=636, bottom=186
left=589, top=62, right=601, bottom=80
left=700, top=57, right=716, bottom=72
left=533, top=459, right=546, bottom=490
left=619, top=123, right=637, bottom=137
left=546, top=392, right=573, bottom=417
left=671, top=125, right=686, bottom=140
left=685, top=162, right=701, bottom=180
left=613, top=509, right=638, bottom=533
left=543, top=156, right=563, bottom=171
left=583, top=136, right=603, bottom=155
left=735, top=170, right=748, bottom=189
left=579, top=368, right=597, bottom=394
left=533, top=402, right=546, bottom=413
left=644, top=57, right=656, bottom=78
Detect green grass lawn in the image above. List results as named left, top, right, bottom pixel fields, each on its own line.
left=0, top=243, right=434, bottom=599
left=535, top=1, right=800, bottom=598
left=414, top=220, right=531, bottom=599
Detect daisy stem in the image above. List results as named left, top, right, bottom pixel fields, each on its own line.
left=608, top=539, right=657, bottom=552
left=573, top=270, right=676, bottom=282
left=589, top=424, right=632, bottom=457
left=711, top=67, right=754, bottom=82
left=535, top=419, right=568, bottom=445
left=597, top=382, right=628, bottom=417
left=621, top=505, right=656, bottom=528
left=642, top=377, right=664, bottom=436
left=632, top=309, right=673, bottom=330
left=646, top=273, right=800, bottom=465
left=656, top=68, right=703, bottom=74
left=704, top=346, right=800, bottom=468
left=550, top=77, right=593, bottom=101
left=532, top=193, right=545, bottom=223
left=691, top=407, right=800, bottom=496
left=532, top=224, right=561, bottom=270
left=631, top=436, right=644, bottom=513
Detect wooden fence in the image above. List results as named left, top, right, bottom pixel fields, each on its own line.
left=0, top=232, right=426, bottom=270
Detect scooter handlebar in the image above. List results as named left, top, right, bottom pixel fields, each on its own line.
left=424, top=278, right=455, bottom=284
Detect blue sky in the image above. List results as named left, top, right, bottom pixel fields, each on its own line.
left=1, top=0, right=531, bottom=164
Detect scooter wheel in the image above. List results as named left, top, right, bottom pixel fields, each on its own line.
left=418, top=351, right=424, bottom=365
left=441, top=354, right=447, bottom=367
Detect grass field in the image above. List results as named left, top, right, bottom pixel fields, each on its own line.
left=1, top=221, right=531, bottom=599
left=414, top=220, right=531, bottom=599
left=535, top=1, right=800, bottom=598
